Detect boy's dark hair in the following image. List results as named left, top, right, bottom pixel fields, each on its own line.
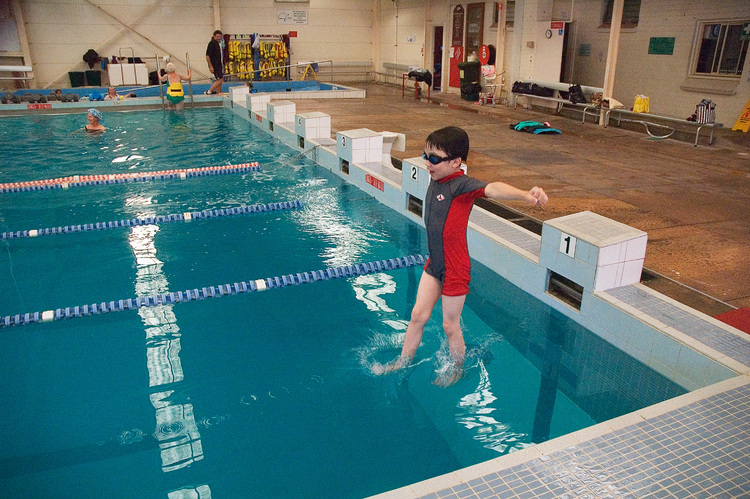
left=425, top=126, right=470, bottom=162
left=213, top=30, right=223, bottom=36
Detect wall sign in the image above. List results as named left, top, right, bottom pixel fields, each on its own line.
left=452, top=5, right=465, bottom=46
left=277, top=10, right=308, bottom=24
left=648, top=37, right=675, bottom=55
left=365, top=174, right=384, bottom=191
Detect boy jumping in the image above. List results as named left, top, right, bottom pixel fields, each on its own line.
left=374, top=126, right=548, bottom=386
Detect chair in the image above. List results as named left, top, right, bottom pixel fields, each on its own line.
left=479, top=65, right=506, bottom=106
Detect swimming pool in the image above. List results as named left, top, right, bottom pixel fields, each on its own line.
left=0, top=109, right=692, bottom=498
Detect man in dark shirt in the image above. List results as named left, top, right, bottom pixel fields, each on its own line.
left=205, top=30, right=224, bottom=95
left=373, top=126, right=548, bottom=386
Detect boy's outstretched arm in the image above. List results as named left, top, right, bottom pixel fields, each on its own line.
left=484, top=182, right=548, bottom=206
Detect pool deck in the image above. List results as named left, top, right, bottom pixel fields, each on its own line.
left=287, top=83, right=750, bottom=499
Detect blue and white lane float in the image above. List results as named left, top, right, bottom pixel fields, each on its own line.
left=0, top=255, right=428, bottom=328
left=0, top=162, right=261, bottom=193
left=1, top=200, right=303, bottom=240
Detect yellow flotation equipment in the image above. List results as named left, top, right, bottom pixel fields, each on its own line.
left=166, top=82, right=184, bottom=104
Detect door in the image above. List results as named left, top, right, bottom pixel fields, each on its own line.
left=533, top=21, right=565, bottom=81
left=433, top=25, right=443, bottom=91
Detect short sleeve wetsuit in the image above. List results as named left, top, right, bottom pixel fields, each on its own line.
left=423, top=170, right=487, bottom=296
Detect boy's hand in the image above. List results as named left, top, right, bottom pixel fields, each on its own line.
left=526, top=186, right=548, bottom=206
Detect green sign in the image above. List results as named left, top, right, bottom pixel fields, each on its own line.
left=648, top=37, right=675, bottom=55
left=741, top=23, right=750, bottom=41
left=578, top=43, right=591, bottom=56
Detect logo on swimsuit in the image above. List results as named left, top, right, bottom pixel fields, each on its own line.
left=436, top=194, right=445, bottom=201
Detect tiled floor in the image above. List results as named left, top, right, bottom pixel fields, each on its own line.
left=398, top=379, right=750, bottom=499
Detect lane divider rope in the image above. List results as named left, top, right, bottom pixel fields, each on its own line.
left=1, top=200, right=303, bottom=240
left=0, top=255, right=428, bottom=328
left=0, top=162, right=261, bottom=193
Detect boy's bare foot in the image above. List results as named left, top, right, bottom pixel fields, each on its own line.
left=433, top=365, right=463, bottom=387
left=370, top=355, right=410, bottom=375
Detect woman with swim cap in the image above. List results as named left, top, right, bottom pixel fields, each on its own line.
left=160, top=62, right=192, bottom=110
left=85, top=108, right=106, bottom=132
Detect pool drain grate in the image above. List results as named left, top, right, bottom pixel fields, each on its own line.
left=0, top=255, right=427, bottom=328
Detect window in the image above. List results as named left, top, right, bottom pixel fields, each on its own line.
left=506, top=1, right=515, bottom=28
left=602, top=0, right=640, bottom=28
left=487, top=2, right=515, bottom=29
left=694, top=21, right=749, bottom=76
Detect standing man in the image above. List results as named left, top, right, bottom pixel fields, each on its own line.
left=205, top=30, right=224, bottom=95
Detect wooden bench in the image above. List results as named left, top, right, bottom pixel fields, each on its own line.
left=604, top=108, right=723, bottom=146
left=512, top=79, right=603, bottom=122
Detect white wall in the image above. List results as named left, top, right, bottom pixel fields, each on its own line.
left=18, top=0, right=374, bottom=89
left=569, top=0, right=750, bottom=124
left=11, top=0, right=750, bottom=124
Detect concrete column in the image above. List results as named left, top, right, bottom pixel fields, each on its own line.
left=599, top=0, right=623, bottom=125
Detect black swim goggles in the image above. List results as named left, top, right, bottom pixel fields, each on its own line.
left=422, top=152, right=459, bottom=165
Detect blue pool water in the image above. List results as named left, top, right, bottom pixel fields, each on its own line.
left=0, top=109, right=687, bottom=498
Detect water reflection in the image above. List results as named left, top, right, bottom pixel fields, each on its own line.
left=456, top=361, right=529, bottom=454
left=126, top=196, right=209, bottom=494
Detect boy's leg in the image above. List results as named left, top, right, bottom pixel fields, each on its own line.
left=433, top=293, right=466, bottom=386
left=400, top=272, right=443, bottom=362
left=441, top=294, right=467, bottom=365
left=375, top=271, right=441, bottom=373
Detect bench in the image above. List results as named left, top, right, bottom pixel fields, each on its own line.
left=604, top=108, right=723, bottom=146
left=512, top=79, right=603, bottom=122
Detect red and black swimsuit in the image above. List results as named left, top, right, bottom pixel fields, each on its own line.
left=423, top=171, right=487, bottom=296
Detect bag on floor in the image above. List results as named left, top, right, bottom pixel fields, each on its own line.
left=695, top=99, right=716, bottom=124
left=509, top=121, right=561, bottom=134
left=633, top=94, right=649, bottom=113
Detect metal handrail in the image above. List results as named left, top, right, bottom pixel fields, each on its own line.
left=186, top=52, right=194, bottom=108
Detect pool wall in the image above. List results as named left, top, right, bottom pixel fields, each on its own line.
left=227, top=94, right=748, bottom=395
left=0, top=81, right=365, bottom=115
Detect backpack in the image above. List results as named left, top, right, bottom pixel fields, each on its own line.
left=568, top=84, right=587, bottom=104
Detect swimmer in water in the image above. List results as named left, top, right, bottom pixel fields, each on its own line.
left=160, top=62, right=192, bottom=110
left=84, top=108, right=106, bottom=132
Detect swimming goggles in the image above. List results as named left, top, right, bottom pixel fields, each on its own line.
left=422, top=152, right=458, bottom=165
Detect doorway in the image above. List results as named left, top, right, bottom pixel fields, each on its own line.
left=433, top=25, right=443, bottom=91
left=560, top=22, right=572, bottom=82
